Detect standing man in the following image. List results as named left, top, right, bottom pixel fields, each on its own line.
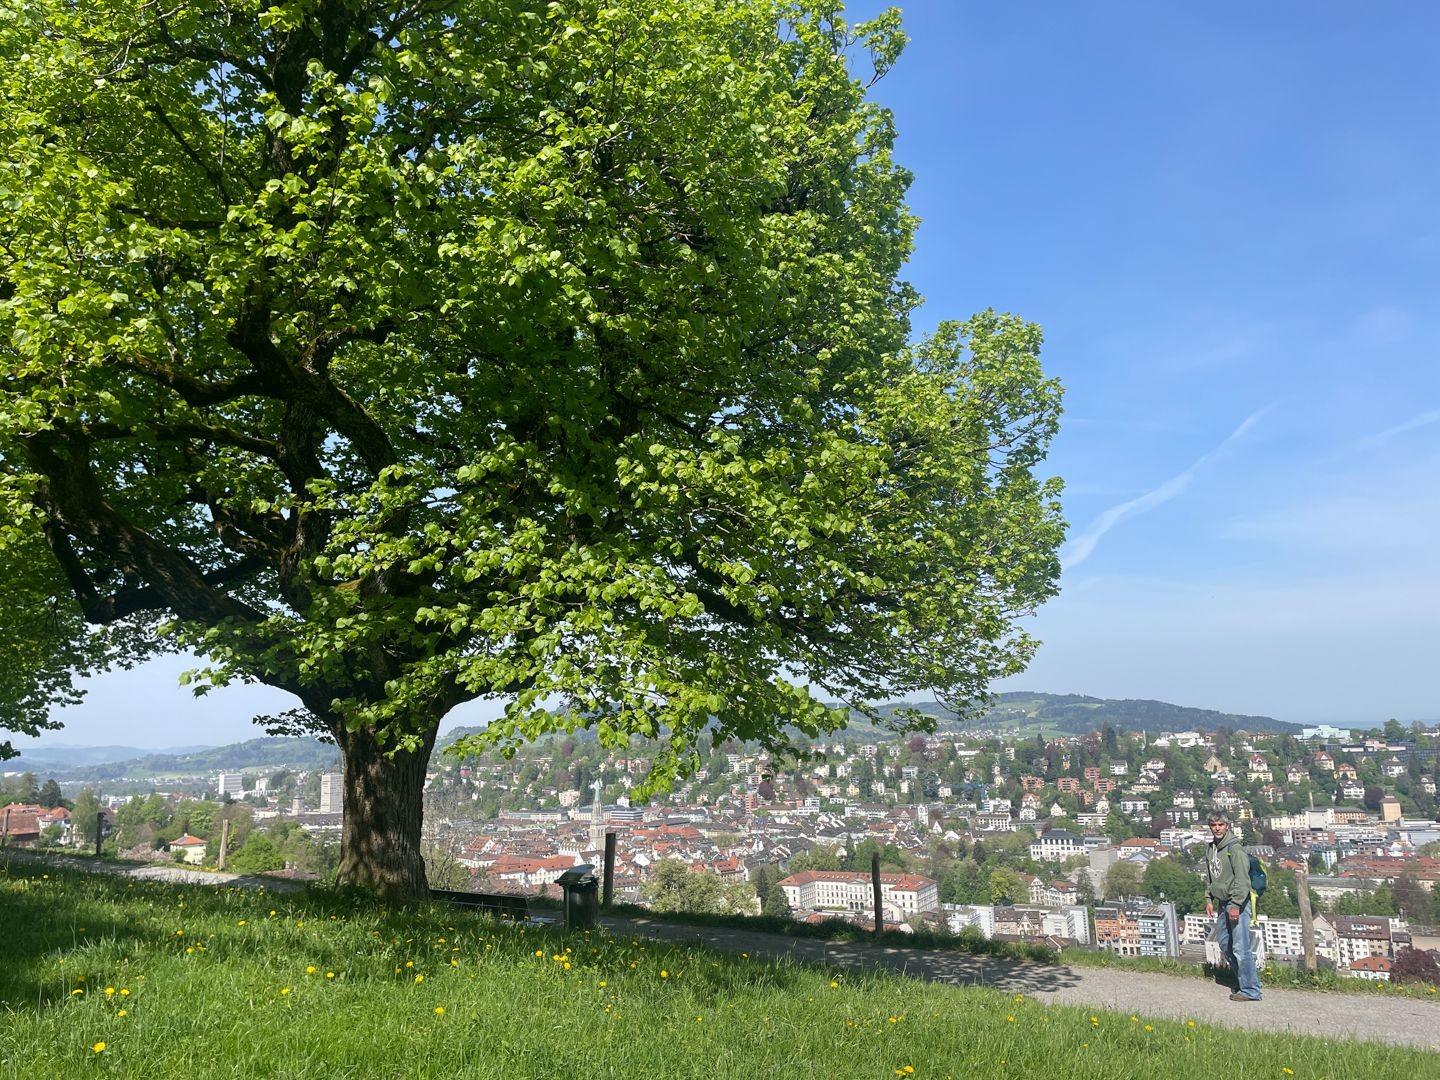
left=1205, top=810, right=1261, bottom=1002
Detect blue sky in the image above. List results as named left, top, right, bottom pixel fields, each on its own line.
left=16, top=1, right=1439, bottom=751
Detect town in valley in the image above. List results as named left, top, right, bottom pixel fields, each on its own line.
left=5, top=698, right=1439, bottom=984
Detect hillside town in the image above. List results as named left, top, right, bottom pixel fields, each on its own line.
left=5, top=718, right=1440, bottom=983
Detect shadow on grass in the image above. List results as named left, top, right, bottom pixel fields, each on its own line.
left=602, top=914, right=1086, bottom=996
left=0, top=858, right=154, bottom=1010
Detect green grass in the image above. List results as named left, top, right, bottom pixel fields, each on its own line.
left=0, top=859, right=1432, bottom=1079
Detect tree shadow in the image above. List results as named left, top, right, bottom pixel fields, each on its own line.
left=602, top=914, right=1086, bottom=997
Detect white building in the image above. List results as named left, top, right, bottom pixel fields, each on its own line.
left=777, top=870, right=939, bottom=920
left=1029, top=828, right=1084, bottom=862
left=319, top=772, right=344, bottom=815
left=216, top=773, right=243, bottom=799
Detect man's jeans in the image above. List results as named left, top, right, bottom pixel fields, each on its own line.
left=1215, top=902, right=1262, bottom=1000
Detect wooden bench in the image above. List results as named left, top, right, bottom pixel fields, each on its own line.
left=429, top=888, right=532, bottom=921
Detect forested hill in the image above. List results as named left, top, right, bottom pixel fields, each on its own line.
left=868, top=692, right=1302, bottom=736
left=54, top=737, right=340, bottom=780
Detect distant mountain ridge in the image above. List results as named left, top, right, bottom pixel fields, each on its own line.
left=12, top=744, right=213, bottom=768
left=35, top=737, right=340, bottom=781
left=18, top=692, right=1310, bottom=779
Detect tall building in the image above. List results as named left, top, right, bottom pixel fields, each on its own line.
left=319, top=772, right=344, bottom=815
left=216, top=772, right=243, bottom=799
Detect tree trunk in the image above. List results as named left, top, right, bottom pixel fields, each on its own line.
left=333, top=723, right=438, bottom=901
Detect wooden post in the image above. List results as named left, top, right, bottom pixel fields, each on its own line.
left=94, top=812, right=104, bottom=857
left=2, top=806, right=10, bottom=848
left=1296, top=867, right=1317, bottom=973
left=871, top=850, right=884, bottom=935
left=217, top=818, right=231, bottom=871
left=602, top=831, right=616, bottom=908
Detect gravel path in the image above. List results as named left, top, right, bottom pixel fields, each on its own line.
left=601, top=915, right=1440, bottom=1054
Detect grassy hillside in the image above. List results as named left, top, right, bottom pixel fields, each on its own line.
left=0, top=860, right=1426, bottom=1079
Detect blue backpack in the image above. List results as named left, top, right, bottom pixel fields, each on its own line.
left=1248, top=853, right=1268, bottom=899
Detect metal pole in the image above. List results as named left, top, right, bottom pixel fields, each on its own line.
left=1296, top=867, right=1317, bottom=973
left=603, top=831, right=616, bottom=908
left=871, top=850, right=883, bottom=935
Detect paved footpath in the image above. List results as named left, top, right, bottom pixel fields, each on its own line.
left=10, top=855, right=1436, bottom=1053
left=601, top=914, right=1440, bottom=1054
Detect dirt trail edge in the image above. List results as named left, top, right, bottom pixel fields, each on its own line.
left=602, top=914, right=1440, bottom=1054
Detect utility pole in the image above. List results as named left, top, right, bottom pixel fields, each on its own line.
left=603, top=832, right=616, bottom=908
left=217, top=818, right=231, bottom=871
left=1296, top=867, right=1317, bottom=973
left=871, top=850, right=884, bottom=936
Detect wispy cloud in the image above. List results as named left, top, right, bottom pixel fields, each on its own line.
left=1061, top=405, right=1274, bottom=571
left=1351, top=408, right=1440, bottom=449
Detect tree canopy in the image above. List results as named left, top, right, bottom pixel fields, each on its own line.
left=0, top=0, right=1063, bottom=898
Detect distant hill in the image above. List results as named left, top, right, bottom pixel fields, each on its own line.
left=52, top=737, right=340, bottom=781
left=865, top=692, right=1302, bottom=737
left=24, top=692, right=1306, bottom=782
left=12, top=744, right=213, bottom=769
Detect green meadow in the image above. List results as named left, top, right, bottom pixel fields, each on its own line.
left=0, top=860, right=1429, bottom=1079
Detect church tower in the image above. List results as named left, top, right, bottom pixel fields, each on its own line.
left=589, top=779, right=605, bottom=853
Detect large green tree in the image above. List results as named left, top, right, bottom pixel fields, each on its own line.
left=0, top=0, right=1063, bottom=899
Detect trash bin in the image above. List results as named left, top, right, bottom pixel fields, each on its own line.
left=556, top=865, right=599, bottom=932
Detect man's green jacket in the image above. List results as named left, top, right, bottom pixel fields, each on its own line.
left=1205, top=830, right=1250, bottom=908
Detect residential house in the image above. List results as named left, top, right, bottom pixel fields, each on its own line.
left=167, top=834, right=208, bottom=864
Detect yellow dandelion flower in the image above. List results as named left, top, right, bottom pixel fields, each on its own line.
left=1187, top=1020, right=1196, bottom=1028
left=434, top=1006, right=446, bottom=1016
left=888, top=1016, right=898, bottom=1024
left=598, top=981, right=607, bottom=989
left=1014, top=994, right=1024, bottom=1003
left=306, top=966, right=316, bottom=974
left=175, top=929, right=184, bottom=936
left=92, top=1042, right=106, bottom=1054
left=660, top=970, right=668, bottom=979
left=1090, top=1016, right=1099, bottom=1026
left=269, top=910, right=277, bottom=917
left=105, top=987, right=115, bottom=997
left=536, top=950, right=545, bottom=957
left=414, top=974, right=425, bottom=983
left=117, top=1009, right=127, bottom=1017
left=830, top=980, right=839, bottom=989
left=1144, top=1025, right=1153, bottom=1032
left=1007, top=1015, right=1014, bottom=1022
left=451, top=959, right=459, bottom=967
left=325, top=972, right=335, bottom=980
left=185, top=947, right=194, bottom=954
left=280, top=988, right=291, bottom=996
left=70, top=989, right=83, bottom=997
